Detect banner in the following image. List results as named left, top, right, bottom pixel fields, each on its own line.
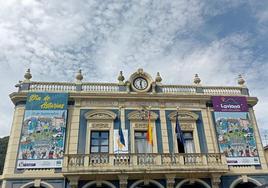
left=17, top=93, right=68, bottom=169
left=212, top=96, right=259, bottom=165
left=212, top=96, right=248, bottom=112
left=114, top=130, right=128, bottom=153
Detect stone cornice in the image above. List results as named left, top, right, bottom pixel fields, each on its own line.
left=9, top=91, right=258, bottom=107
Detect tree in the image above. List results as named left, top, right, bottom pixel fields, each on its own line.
left=0, top=136, right=9, bottom=174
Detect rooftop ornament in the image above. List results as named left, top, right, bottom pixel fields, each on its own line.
left=238, top=74, right=246, bottom=87
left=23, top=68, right=32, bottom=83
left=137, top=68, right=144, bottom=75
left=193, top=74, right=201, bottom=85
left=117, top=70, right=125, bottom=85
left=76, top=69, right=83, bottom=83
left=155, top=72, right=162, bottom=83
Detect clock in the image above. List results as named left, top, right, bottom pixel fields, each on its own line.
left=133, top=77, right=148, bottom=90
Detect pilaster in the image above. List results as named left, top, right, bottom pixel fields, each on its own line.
left=165, top=174, right=176, bottom=188
left=67, top=106, right=81, bottom=154
left=201, top=108, right=216, bottom=153
left=3, top=105, right=25, bottom=176
left=249, top=108, right=268, bottom=169
left=211, top=174, right=221, bottom=188
left=160, top=108, right=169, bottom=153
left=118, top=174, right=128, bottom=188
left=68, top=176, right=80, bottom=188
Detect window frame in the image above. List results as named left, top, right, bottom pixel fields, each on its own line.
left=90, top=131, right=109, bottom=153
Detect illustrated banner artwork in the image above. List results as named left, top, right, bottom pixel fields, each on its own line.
left=114, top=130, right=128, bottom=153
left=212, top=96, right=259, bottom=165
left=17, top=93, right=68, bottom=169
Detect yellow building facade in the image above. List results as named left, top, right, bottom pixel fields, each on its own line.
left=1, top=69, right=268, bottom=188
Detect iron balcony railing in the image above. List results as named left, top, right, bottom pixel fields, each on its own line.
left=63, top=153, right=228, bottom=173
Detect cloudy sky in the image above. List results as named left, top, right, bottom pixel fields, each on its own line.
left=0, top=0, right=268, bottom=140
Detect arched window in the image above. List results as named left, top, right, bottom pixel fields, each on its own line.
left=234, top=182, right=258, bottom=188
left=130, top=180, right=164, bottom=188
left=180, top=182, right=207, bottom=188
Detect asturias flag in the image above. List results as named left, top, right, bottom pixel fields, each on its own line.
left=146, top=111, right=153, bottom=145
left=118, top=123, right=125, bottom=147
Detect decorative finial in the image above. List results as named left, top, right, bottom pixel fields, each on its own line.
left=238, top=74, right=245, bottom=86
left=137, top=68, right=144, bottom=75
left=24, top=68, right=32, bottom=82
left=155, top=72, right=162, bottom=83
left=117, top=71, right=125, bottom=84
left=193, top=74, right=201, bottom=85
left=176, top=106, right=179, bottom=112
left=76, top=69, right=83, bottom=82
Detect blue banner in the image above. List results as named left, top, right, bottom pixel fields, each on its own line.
left=26, top=93, right=68, bottom=110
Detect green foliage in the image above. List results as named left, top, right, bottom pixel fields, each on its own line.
left=0, top=136, right=9, bottom=174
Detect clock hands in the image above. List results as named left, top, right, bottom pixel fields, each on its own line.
left=139, top=79, right=143, bottom=88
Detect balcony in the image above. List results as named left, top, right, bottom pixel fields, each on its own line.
left=62, top=153, right=228, bottom=174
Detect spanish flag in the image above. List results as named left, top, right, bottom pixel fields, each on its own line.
left=146, top=111, right=153, bottom=145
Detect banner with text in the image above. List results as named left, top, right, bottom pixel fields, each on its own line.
left=212, top=96, right=259, bottom=165
left=17, top=93, right=68, bottom=169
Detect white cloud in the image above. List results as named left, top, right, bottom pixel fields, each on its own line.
left=0, top=0, right=267, bottom=138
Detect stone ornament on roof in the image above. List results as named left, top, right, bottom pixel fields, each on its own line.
left=117, top=70, right=125, bottom=85
left=193, top=73, right=201, bottom=85
left=76, top=69, right=83, bottom=82
left=24, top=69, right=32, bottom=82
left=238, top=74, right=246, bottom=87
left=155, top=72, right=162, bottom=83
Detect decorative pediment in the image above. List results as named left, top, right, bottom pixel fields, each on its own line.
left=84, top=110, right=117, bottom=120
left=168, top=111, right=199, bottom=121
left=128, top=110, right=158, bottom=121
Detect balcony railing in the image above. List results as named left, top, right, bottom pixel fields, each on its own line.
left=63, top=153, right=228, bottom=173
left=16, top=81, right=249, bottom=96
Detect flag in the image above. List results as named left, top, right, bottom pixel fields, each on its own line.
left=146, top=111, right=153, bottom=145
left=175, top=112, right=185, bottom=153
left=118, top=109, right=125, bottom=148
left=118, top=123, right=125, bottom=147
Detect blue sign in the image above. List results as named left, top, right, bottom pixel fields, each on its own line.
left=26, top=93, right=68, bottom=110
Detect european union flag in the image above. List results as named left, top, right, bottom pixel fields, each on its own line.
left=175, top=112, right=185, bottom=153
left=118, top=108, right=125, bottom=147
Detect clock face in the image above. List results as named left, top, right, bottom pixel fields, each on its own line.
left=133, top=77, right=148, bottom=90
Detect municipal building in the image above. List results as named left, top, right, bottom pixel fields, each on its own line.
left=1, top=68, right=268, bottom=188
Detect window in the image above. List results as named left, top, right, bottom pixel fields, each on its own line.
left=90, top=131, right=109, bottom=153
left=135, top=131, right=152, bottom=153
left=183, top=132, right=195, bottom=153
